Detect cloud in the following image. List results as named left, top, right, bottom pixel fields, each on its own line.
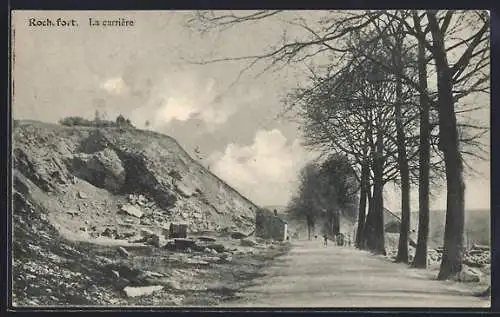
left=207, top=129, right=318, bottom=206
left=140, top=73, right=234, bottom=127
left=127, top=71, right=264, bottom=132
left=101, top=77, right=129, bottom=95
left=156, top=96, right=199, bottom=122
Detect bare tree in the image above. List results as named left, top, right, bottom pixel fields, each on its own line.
left=380, top=10, right=490, bottom=278
left=287, top=51, right=408, bottom=254
left=411, top=11, right=432, bottom=268
left=188, top=9, right=490, bottom=279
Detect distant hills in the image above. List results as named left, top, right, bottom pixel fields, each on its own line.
left=269, top=205, right=490, bottom=247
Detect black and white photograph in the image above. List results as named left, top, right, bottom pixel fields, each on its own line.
left=10, top=10, right=491, bottom=308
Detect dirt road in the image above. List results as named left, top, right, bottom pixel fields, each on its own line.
left=221, top=240, right=489, bottom=308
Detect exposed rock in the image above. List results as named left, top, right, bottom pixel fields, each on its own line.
left=176, top=183, right=194, bottom=198
left=140, top=228, right=155, bottom=238
left=119, top=232, right=136, bottom=239
left=14, top=175, right=31, bottom=196
left=169, top=223, right=188, bottom=239
left=174, top=238, right=196, bottom=248
left=102, top=228, right=114, bottom=238
left=12, top=121, right=265, bottom=305
left=147, top=235, right=160, bottom=248
left=206, top=248, right=218, bottom=255
left=120, top=204, right=143, bottom=218
left=117, top=247, right=130, bottom=257
left=221, top=255, right=233, bottom=262
left=161, top=227, right=170, bottom=239
left=66, top=210, right=79, bottom=216
left=205, top=243, right=226, bottom=253
left=240, top=238, right=257, bottom=247
left=186, top=258, right=209, bottom=265
left=472, top=244, right=490, bottom=251
left=230, top=232, right=246, bottom=239
left=143, top=271, right=165, bottom=278
left=78, top=191, right=88, bottom=199
left=202, top=256, right=221, bottom=263
left=123, top=285, right=163, bottom=298
left=457, top=267, right=482, bottom=283
left=197, top=236, right=217, bottom=243
left=132, top=237, right=148, bottom=243
left=71, top=149, right=126, bottom=193
left=165, top=280, right=182, bottom=290
left=13, top=148, right=60, bottom=192
left=165, top=238, right=197, bottom=252
left=140, top=218, right=152, bottom=225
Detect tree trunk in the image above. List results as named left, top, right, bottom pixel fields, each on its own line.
left=412, top=32, right=431, bottom=269
left=332, top=211, right=340, bottom=235
left=394, top=32, right=411, bottom=264
left=362, top=185, right=374, bottom=250
left=355, top=162, right=369, bottom=248
left=427, top=12, right=466, bottom=279
left=327, top=209, right=337, bottom=236
left=307, top=214, right=313, bottom=240
left=367, top=129, right=385, bottom=255
left=363, top=129, right=385, bottom=254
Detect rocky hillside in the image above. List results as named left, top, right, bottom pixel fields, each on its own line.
left=13, top=120, right=258, bottom=243
left=12, top=169, right=288, bottom=306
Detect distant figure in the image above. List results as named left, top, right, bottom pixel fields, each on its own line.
left=274, top=209, right=278, bottom=216
left=286, top=236, right=290, bottom=241
left=336, top=233, right=345, bottom=246
left=314, top=235, right=318, bottom=239
left=323, top=234, right=328, bottom=247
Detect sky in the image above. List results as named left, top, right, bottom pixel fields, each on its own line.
left=11, top=11, right=491, bottom=212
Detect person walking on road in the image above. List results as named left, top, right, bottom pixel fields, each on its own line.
left=323, top=234, right=328, bottom=247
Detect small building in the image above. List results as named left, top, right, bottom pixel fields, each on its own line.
left=255, top=209, right=288, bottom=241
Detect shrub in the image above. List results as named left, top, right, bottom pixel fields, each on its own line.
left=59, top=116, right=93, bottom=126
left=59, top=114, right=135, bottom=128
left=168, top=169, right=183, bottom=181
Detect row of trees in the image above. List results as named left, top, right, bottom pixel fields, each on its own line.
left=287, top=154, right=359, bottom=240
left=189, top=10, right=489, bottom=279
